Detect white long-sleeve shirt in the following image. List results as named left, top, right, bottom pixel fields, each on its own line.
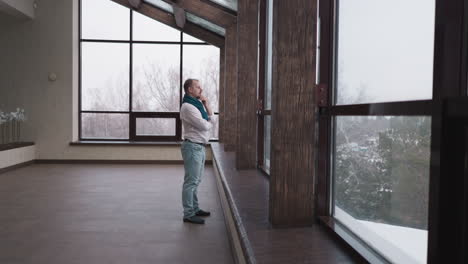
left=180, top=103, right=213, bottom=144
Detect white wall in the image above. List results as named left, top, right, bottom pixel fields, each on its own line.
left=0, top=0, right=205, bottom=161
left=0, top=145, right=35, bottom=169
left=0, top=0, right=34, bottom=19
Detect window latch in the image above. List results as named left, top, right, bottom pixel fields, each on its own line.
left=315, top=84, right=328, bottom=107
left=256, top=99, right=263, bottom=115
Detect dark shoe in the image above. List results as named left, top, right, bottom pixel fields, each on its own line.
left=195, top=209, right=211, bottom=217
left=183, top=216, right=205, bottom=224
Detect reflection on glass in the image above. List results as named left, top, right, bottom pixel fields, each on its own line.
left=143, top=0, right=173, bottom=13
left=336, top=0, right=435, bottom=104
left=183, top=33, right=204, bottom=43
left=264, top=115, right=271, bottom=172
left=183, top=45, right=220, bottom=112
left=186, top=12, right=225, bottom=36
left=333, top=116, right=431, bottom=263
left=264, top=0, right=273, bottom=110
left=82, top=113, right=129, bottom=139
left=136, top=118, right=176, bottom=136
left=133, top=44, right=180, bottom=112
left=81, top=0, right=129, bottom=40
left=81, top=42, right=129, bottom=111
left=209, top=114, right=219, bottom=140
left=206, top=0, right=237, bottom=11
left=133, top=12, right=180, bottom=41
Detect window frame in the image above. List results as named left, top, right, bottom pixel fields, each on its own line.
left=257, top=0, right=272, bottom=175
left=79, top=0, right=220, bottom=142
left=316, top=0, right=468, bottom=263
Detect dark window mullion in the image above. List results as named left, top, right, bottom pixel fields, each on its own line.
left=180, top=31, right=183, bottom=106
left=78, top=0, right=82, bottom=140
left=328, top=100, right=433, bottom=116
left=79, top=138, right=131, bottom=142
left=81, top=111, right=130, bottom=114
left=130, top=9, right=134, bottom=140
left=81, top=39, right=210, bottom=45
left=181, top=42, right=210, bottom=45
left=80, top=39, right=132, bottom=43
left=179, top=31, right=183, bottom=140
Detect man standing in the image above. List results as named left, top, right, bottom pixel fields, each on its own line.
left=180, top=78, right=213, bottom=224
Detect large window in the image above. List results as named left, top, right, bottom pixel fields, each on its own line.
left=318, top=0, right=436, bottom=263
left=257, top=0, right=273, bottom=174
left=335, top=0, right=434, bottom=105
left=334, top=116, right=431, bottom=263
left=79, top=0, right=220, bottom=141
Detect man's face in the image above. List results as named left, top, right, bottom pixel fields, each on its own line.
left=189, top=81, right=203, bottom=98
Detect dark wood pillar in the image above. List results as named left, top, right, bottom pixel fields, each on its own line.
left=269, top=0, right=317, bottom=227
left=219, top=46, right=225, bottom=142
left=428, top=0, right=467, bottom=263
left=236, top=0, right=258, bottom=169
left=224, top=25, right=238, bottom=151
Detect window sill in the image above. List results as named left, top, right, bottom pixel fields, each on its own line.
left=318, top=216, right=390, bottom=264
left=70, top=141, right=188, bottom=147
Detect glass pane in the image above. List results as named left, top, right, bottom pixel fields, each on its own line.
left=333, top=116, right=431, bottom=263
left=143, top=0, right=173, bottom=14
left=81, top=0, right=129, bottom=40
left=186, top=12, right=225, bottom=36
left=133, top=44, right=180, bottom=112
left=209, top=114, right=219, bottom=140
left=183, top=45, right=220, bottom=112
left=336, top=0, right=435, bottom=105
left=206, top=0, right=237, bottom=11
left=263, top=115, right=271, bottom=173
left=81, top=113, right=129, bottom=139
left=133, top=12, right=181, bottom=41
left=264, top=0, right=273, bottom=110
left=81, top=42, right=129, bottom=111
left=136, top=118, right=176, bottom=136
left=183, top=33, right=204, bottom=43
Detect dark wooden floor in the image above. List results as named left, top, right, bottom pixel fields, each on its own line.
left=0, top=163, right=234, bottom=264
left=211, top=143, right=368, bottom=264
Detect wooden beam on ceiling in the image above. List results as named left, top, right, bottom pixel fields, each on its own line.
left=162, top=0, right=236, bottom=27
left=111, top=0, right=225, bottom=47
left=173, top=4, right=186, bottom=28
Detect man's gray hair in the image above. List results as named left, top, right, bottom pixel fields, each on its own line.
left=183, top=79, right=199, bottom=93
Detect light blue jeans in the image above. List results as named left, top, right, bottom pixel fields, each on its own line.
left=181, top=141, right=206, bottom=218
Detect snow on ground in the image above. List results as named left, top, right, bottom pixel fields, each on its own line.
left=335, top=206, right=427, bottom=264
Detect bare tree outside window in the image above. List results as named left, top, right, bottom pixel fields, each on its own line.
left=332, top=0, right=435, bottom=263
left=80, top=2, right=221, bottom=140
left=133, top=44, right=180, bottom=112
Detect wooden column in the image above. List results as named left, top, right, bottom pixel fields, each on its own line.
left=219, top=46, right=225, bottom=142
left=269, top=0, right=317, bottom=227
left=236, top=0, right=258, bottom=169
left=224, top=25, right=238, bottom=151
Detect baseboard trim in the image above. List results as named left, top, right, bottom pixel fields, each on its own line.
left=0, top=160, right=35, bottom=174
left=212, top=151, right=255, bottom=264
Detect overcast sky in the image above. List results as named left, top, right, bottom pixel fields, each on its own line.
left=81, top=0, right=436, bottom=107
left=336, top=0, right=435, bottom=105
left=80, top=0, right=219, bottom=111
